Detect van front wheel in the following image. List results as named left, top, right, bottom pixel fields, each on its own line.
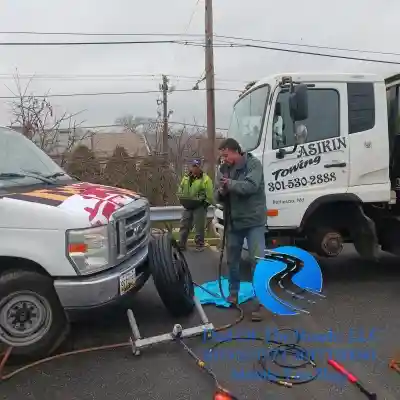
left=0, top=270, right=69, bottom=363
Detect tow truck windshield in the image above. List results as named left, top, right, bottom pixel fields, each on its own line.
left=227, top=84, right=270, bottom=152
left=0, top=127, right=71, bottom=187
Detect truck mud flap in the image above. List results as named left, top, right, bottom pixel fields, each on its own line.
left=377, top=217, right=400, bottom=256
left=351, top=205, right=379, bottom=260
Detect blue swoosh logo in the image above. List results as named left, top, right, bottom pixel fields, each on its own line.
left=275, top=246, right=323, bottom=293
left=253, top=259, right=299, bottom=316
left=253, top=246, right=324, bottom=315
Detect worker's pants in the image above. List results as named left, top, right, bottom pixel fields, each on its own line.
left=179, top=206, right=207, bottom=247
left=226, top=225, right=266, bottom=301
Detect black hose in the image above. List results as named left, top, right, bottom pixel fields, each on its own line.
left=159, top=218, right=245, bottom=332
left=217, top=209, right=228, bottom=302
left=160, top=213, right=319, bottom=389
left=208, top=328, right=320, bottom=388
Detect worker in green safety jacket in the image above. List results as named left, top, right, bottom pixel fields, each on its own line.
left=177, top=159, right=214, bottom=251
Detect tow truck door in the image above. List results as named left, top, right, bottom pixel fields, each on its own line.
left=263, top=81, right=350, bottom=228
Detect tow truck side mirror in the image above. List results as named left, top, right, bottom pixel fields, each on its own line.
left=289, top=84, right=308, bottom=121
left=276, top=84, right=309, bottom=159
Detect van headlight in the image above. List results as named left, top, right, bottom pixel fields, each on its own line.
left=66, top=225, right=110, bottom=275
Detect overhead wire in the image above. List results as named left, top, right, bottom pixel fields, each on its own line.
left=0, top=73, right=248, bottom=84
left=212, top=34, right=400, bottom=58
left=0, top=87, right=241, bottom=99
left=0, top=39, right=205, bottom=47
left=50, top=122, right=229, bottom=131
left=0, top=36, right=396, bottom=64
left=0, top=30, right=398, bottom=58
left=0, top=31, right=204, bottom=37
left=170, top=0, right=202, bottom=90
left=211, top=40, right=400, bottom=65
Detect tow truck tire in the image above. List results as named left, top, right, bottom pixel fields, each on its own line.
left=148, top=232, right=195, bottom=317
left=0, top=269, right=69, bottom=364
left=308, top=227, right=344, bottom=257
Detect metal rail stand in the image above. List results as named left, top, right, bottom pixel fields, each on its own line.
left=127, top=296, right=214, bottom=355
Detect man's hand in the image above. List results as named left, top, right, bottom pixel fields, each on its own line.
left=217, top=177, right=229, bottom=198
left=220, top=176, right=229, bottom=187
left=217, top=187, right=226, bottom=195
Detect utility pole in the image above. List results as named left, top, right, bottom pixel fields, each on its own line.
left=160, top=74, right=169, bottom=155
left=205, top=0, right=216, bottom=180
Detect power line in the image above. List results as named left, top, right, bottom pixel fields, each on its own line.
left=0, top=31, right=204, bottom=37
left=0, top=37, right=396, bottom=64
left=0, top=30, right=398, bottom=58
left=0, top=39, right=203, bottom=46
left=183, top=1, right=201, bottom=36
left=219, top=41, right=400, bottom=65
left=0, top=33, right=396, bottom=64
left=0, top=87, right=240, bottom=99
left=76, top=122, right=228, bottom=131
left=171, top=0, right=202, bottom=90
left=0, top=73, right=247, bottom=83
left=213, top=34, right=400, bottom=58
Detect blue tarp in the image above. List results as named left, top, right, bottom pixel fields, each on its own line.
left=194, top=278, right=255, bottom=307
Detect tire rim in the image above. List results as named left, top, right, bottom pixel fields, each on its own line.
left=171, top=241, right=193, bottom=297
left=321, top=232, right=343, bottom=256
left=0, top=291, right=53, bottom=347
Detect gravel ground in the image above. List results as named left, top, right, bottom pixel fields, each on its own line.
left=2, top=245, right=400, bottom=400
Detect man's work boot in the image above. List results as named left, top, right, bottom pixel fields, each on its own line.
left=194, top=237, right=205, bottom=252
left=251, top=302, right=263, bottom=322
left=227, top=292, right=238, bottom=305
left=195, top=243, right=205, bottom=252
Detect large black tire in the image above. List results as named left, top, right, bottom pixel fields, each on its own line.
left=148, top=232, right=195, bottom=317
left=0, top=269, right=69, bottom=364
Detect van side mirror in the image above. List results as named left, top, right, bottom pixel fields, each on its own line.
left=289, top=84, right=308, bottom=121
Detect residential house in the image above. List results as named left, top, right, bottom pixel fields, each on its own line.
left=79, top=126, right=148, bottom=158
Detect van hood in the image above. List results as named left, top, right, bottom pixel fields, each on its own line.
left=0, top=182, right=143, bottom=229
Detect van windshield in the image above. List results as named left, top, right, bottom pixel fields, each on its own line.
left=227, top=84, right=269, bottom=152
left=0, top=127, right=71, bottom=188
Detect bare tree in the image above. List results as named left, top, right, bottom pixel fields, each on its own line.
left=8, top=73, right=93, bottom=166
left=116, top=114, right=163, bottom=156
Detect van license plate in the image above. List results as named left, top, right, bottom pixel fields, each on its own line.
left=119, top=268, right=136, bottom=295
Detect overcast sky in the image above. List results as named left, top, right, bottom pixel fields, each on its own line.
left=0, top=0, right=399, bottom=132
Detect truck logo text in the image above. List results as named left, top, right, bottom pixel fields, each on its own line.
left=272, top=156, right=321, bottom=181
left=296, top=137, right=347, bottom=158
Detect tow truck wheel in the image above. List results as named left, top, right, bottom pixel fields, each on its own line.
left=308, top=227, right=344, bottom=257
left=148, top=232, right=195, bottom=317
left=0, top=269, right=69, bottom=363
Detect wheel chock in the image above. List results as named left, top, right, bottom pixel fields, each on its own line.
left=127, top=296, right=214, bottom=355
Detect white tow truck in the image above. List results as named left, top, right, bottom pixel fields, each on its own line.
left=213, top=72, right=400, bottom=259
left=0, top=127, right=193, bottom=362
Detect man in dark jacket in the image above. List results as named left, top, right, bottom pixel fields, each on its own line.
left=215, top=138, right=267, bottom=321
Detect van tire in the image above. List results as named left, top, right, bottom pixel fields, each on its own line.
left=0, top=269, right=69, bottom=364
left=148, top=232, right=195, bottom=317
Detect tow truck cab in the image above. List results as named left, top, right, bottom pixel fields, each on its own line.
left=214, top=72, right=400, bottom=259
left=0, top=127, right=151, bottom=361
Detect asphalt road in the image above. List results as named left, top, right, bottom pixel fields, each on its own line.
left=2, top=245, right=400, bottom=400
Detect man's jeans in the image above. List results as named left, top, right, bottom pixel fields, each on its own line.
left=226, top=225, right=266, bottom=297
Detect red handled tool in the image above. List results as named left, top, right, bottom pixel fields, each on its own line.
left=328, top=359, right=377, bottom=399
left=214, top=388, right=239, bottom=400
left=389, top=358, right=400, bottom=374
